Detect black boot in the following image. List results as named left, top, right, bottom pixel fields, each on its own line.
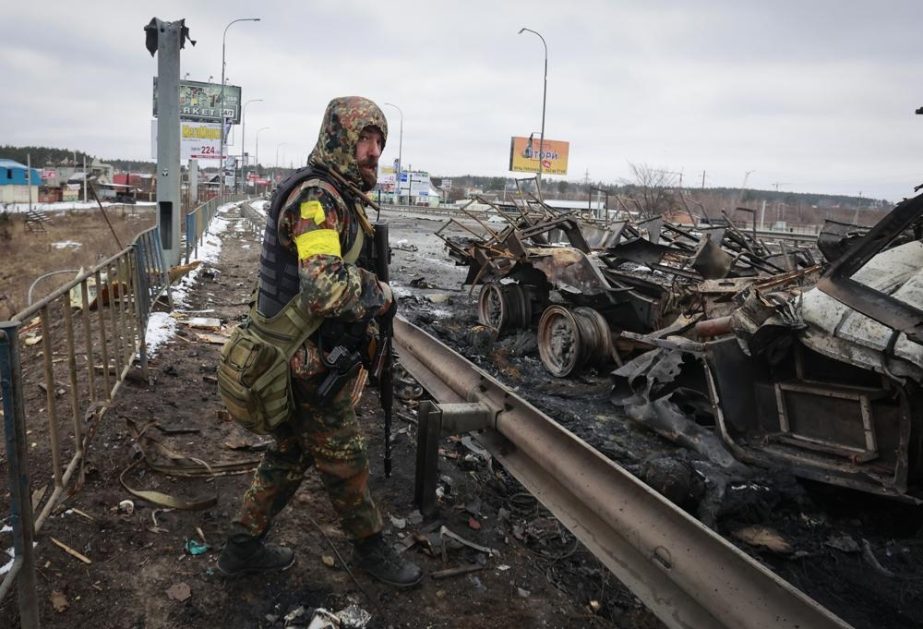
left=354, top=534, right=423, bottom=588
left=217, top=531, right=295, bottom=576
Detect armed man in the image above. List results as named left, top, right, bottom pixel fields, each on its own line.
left=216, top=96, right=422, bottom=588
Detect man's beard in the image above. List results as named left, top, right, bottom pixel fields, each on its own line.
left=358, top=161, right=377, bottom=191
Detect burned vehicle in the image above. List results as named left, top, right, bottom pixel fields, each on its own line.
left=439, top=194, right=815, bottom=377
left=614, top=194, right=923, bottom=501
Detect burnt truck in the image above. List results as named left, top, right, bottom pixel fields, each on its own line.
left=614, top=193, right=923, bottom=501
left=442, top=190, right=923, bottom=501
left=439, top=195, right=814, bottom=376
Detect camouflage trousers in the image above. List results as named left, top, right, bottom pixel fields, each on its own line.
left=234, top=371, right=383, bottom=541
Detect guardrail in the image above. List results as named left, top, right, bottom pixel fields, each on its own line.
left=184, top=194, right=250, bottom=263
left=0, top=196, right=244, bottom=626
left=396, top=317, right=851, bottom=629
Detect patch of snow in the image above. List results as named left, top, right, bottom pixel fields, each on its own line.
left=1, top=547, right=13, bottom=576
left=1, top=201, right=135, bottom=214
left=51, top=240, right=82, bottom=250
left=172, top=202, right=238, bottom=307
left=145, top=311, right=177, bottom=357
left=249, top=200, right=269, bottom=217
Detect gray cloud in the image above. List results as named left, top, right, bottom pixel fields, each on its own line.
left=1, top=0, right=921, bottom=200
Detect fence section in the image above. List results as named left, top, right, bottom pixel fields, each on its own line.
left=185, top=194, right=249, bottom=264
left=0, top=195, right=248, bottom=625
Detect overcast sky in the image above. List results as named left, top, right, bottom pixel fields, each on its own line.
left=2, top=0, right=922, bottom=200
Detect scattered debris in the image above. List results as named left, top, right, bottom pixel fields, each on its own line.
left=431, top=564, right=485, bottom=580
left=321, top=554, right=336, bottom=568
left=165, top=582, right=191, bottom=602
left=732, top=526, right=793, bottom=554
left=50, top=590, right=68, bottom=613
left=440, top=525, right=498, bottom=557
left=50, top=537, right=91, bottom=564
left=862, top=539, right=896, bottom=578
left=181, top=317, right=222, bottom=330
left=825, top=534, right=860, bottom=553
left=184, top=539, right=209, bottom=556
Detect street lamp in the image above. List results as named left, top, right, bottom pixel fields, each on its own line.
left=275, top=141, right=293, bottom=183
left=239, top=98, right=262, bottom=192
left=384, top=102, right=403, bottom=203
left=255, top=127, right=269, bottom=173
left=518, top=27, right=548, bottom=186
left=219, top=17, right=260, bottom=198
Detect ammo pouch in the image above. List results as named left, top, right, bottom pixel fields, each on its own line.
left=217, top=300, right=322, bottom=434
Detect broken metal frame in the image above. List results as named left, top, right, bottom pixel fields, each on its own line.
left=396, top=317, right=849, bottom=629
left=816, top=192, right=923, bottom=344
left=700, top=336, right=918, bottom=501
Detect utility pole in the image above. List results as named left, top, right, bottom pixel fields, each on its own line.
left=145, top=17, right=193, bottom=267
left=26, top=153, right=33, bottom=214
left=852, top=191, right=863, bottom=225
left=700, top=170, right=706, bottom=190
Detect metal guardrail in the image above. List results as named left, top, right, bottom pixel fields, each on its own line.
left=185, top=194, right=249, bottom=263
left=395, top=317, right=852, bottom=629
left=0, top=198, right=248, bottom=624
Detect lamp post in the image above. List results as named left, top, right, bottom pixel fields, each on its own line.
left=219, top=17, right=260, bottom=198
left=255, top=126, right=269, bottom=193
left=240, top=98, right=262, bottom=192
left=275, top=141, right=293, bottom=184
left=384, top=102, right=403, bottom=203
left=518, top=27, right=548, bottom=186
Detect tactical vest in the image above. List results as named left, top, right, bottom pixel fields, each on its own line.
left=258, top=166, right=366, bottom=317
left=217, top=169, right=367, bottom=434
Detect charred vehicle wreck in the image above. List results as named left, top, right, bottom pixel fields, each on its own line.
left=613, top=193, right=923, bottom=502
left=438, top=194, right=815, bottom=377
left=440, top=188, right=923, bottom=501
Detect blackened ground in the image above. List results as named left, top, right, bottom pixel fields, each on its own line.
left=3, top=205, right=922, bottom=629
left=0, top=206, right=658, bottom=629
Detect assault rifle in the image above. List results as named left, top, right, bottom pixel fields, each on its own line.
left=372, top=223, right=394, bottom=478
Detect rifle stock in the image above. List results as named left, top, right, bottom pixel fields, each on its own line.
left=373, top=223, right=394, bottom=478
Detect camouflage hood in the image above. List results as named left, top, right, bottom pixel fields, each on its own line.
left=308, top=96, right=387, bottom=191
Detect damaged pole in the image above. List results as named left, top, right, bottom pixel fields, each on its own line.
left=0, top=323, right=40, bottom=628
left=146, top=17, right=193, bottom=267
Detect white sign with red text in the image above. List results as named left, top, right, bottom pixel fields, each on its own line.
left=150, top=120, right=224, bottom=161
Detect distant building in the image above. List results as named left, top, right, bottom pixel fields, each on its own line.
left=0, top=158, right=42, bottom=203
left=373, top=166, right=441, bottom=206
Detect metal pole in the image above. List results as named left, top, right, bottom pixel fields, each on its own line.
left=240, top=98, right=262, bottom=194
left=519, top=28, right=547, bottom=186
left=255, top=127, right=269, bottom=191
left=26, top=153, right=33, bottom=213
left=219, top=18, right=260, bottom=199
left=154, top=19, right=183, bottom=267
left=0, top=322, right=41, bottom=628
left=384, top=102, right=403, bottom=202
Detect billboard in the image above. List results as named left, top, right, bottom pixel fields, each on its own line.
left=508, top=136, right=570, bottom=175
left=150, top=120, right=224, bottom=160
left=152, top=78, right=242, bottom=124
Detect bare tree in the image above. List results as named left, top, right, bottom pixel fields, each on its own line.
left=622, top=162, right=681, bottom=218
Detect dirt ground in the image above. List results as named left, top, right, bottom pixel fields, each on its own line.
left=0, top=207, right=155, bottom=316
left=2, top=201, right=923, bottom=629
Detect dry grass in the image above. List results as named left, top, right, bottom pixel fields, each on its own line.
left=0, top=207, right=156, bottom=317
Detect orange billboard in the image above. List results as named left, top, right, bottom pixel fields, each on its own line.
left=509, top=136, right=569, bottom=175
